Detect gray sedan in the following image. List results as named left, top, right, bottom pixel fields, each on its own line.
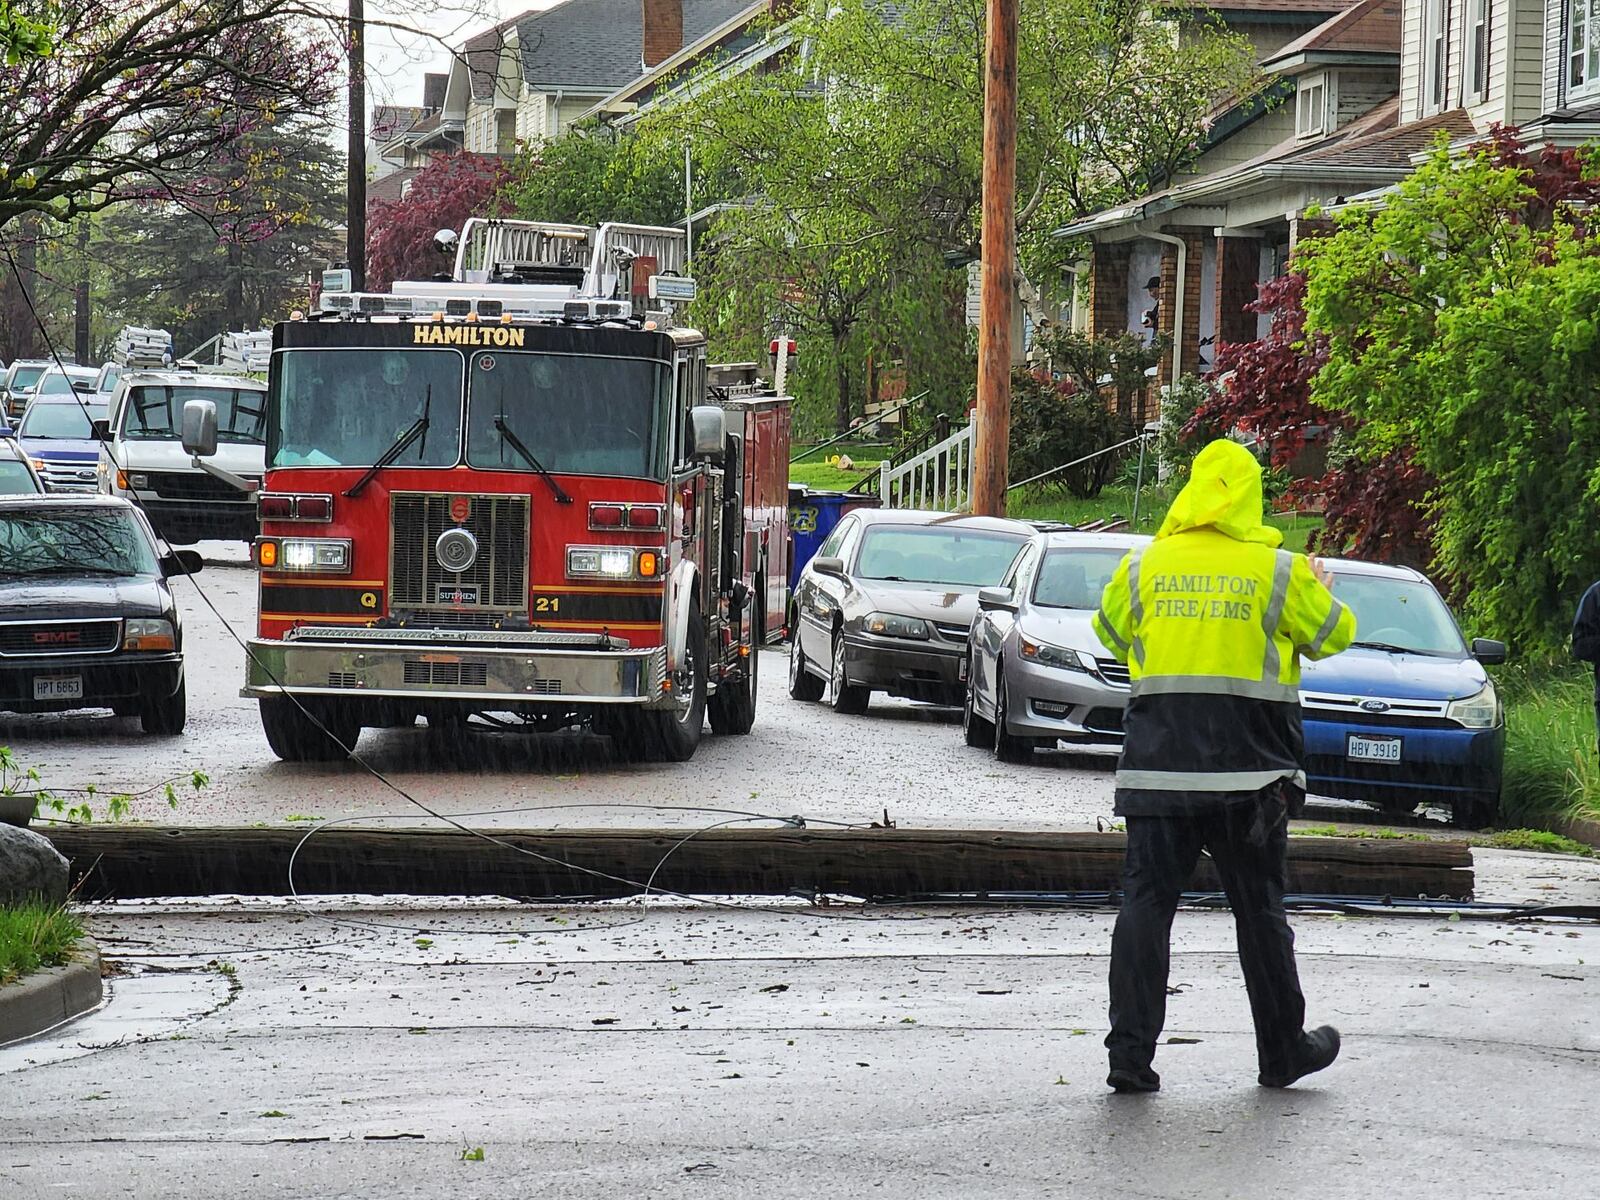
left=963, top=530, right=1149, bottom=760
left=788, top=509, right=1033, bottom=713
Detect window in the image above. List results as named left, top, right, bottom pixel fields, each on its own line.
left=1573, top=0, right=1600, bottom=96
left=1296, top=75, right=1327, bottom=138
left=1422, top=0, right=1447, bottom=112
left=854, top=526, right=1027, bottom=587
left=816, top=517, right=854, bottom=562
left=1465, top=0, right=1489, bottom=101
left=0, top=507, right=159, bottom=579
left=18, top=400, right=105, bottom=441
left=123, top=385, right=266, bottom=445
left=1032, top=547, right=1133, bottom=610
left=270, top=349, right=463, bottom=468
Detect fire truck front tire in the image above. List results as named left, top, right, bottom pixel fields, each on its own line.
left=259, top=697, right=360, bottom=763
left=643, top=602, right=708, bottom=762
left=709, top=597, right=761, bottom=736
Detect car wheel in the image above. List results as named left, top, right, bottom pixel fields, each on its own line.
left=640, top=598, right=707, bottom=762
left=139, top=678, right=187, bottom=736
left=992, top=662, right=1033, bottom=763
left=709, top=594, right=761, bottom=735
left=963, top=656, right=994, bottom=747
left=829, top=631, right=870, bottom=715
left=259, top=696, right=359, bottom=763
left=788, top=627, right=825, bottom=701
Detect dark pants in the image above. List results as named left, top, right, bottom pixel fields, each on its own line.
left=1106, top=786, right=1306, bottom=1079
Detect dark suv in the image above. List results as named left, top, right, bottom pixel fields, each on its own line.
left=0, top=496, right=199, bottom=733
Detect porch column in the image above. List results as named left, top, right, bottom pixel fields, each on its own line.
left=1089, top=242, right=1131, bottom=340
left=1214, top=234, right=1261, bottom=347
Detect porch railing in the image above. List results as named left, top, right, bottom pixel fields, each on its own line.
left=878, top=422, right=974, bottom=511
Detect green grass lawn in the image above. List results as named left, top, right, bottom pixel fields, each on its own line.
left=1498, top=666, right=1600, bottom=827
left=0, top=901, right=84, bottom=987
left=789, top=457, right=885, bottom=493
left=1006, top=483, right=1323, bottom=553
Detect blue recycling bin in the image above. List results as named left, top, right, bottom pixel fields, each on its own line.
left=787, top=487, right=880, bottom=592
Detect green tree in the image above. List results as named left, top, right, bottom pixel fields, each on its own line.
left=97, top=116, right=343, bottom=353
left=1299, top=142, right=1600, bottom=652
left=502, top=120, right=689, bottom=228
left=633, top=0, right=1258, bottom=432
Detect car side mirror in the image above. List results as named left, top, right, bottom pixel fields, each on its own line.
left=977, top=586, right=1017, bottom=612
left=811, top=555, right=846, bottom=579
left=160, top=550, right=204, bottom=577
left=1471, top=637, right=1507, bottom=665
left=181, top=398, right=218, bottom=457
left=688, top=405, right=726, bottom=461
left=90, top=418, right=109, bottom=441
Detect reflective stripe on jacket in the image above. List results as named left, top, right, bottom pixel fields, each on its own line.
left=1093, top=440, right=1355, bottom=800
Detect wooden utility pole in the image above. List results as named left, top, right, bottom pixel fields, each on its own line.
left=346, top=0, right=367, bottom=291
left=971, top=0, right=1017, bottom=516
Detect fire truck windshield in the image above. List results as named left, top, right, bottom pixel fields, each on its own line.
left=269, top=349, right=463, bottom=468
left=465, top=351, right=670, bottom=481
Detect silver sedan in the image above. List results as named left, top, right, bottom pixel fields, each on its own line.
left=962, top=531, right=1150, bottom=761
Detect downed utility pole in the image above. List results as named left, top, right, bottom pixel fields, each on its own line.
left=44, top=826, right=1476, bottom=901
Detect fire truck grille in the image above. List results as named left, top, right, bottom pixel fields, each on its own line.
left=390, top=493, right=529, bottom=615
left=402, top=659, right=490, bottom=687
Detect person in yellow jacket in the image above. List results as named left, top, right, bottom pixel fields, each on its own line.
left=1092, top=438, right=1355, bottom=1094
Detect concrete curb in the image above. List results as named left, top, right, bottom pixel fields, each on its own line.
left=0, top=939, right=103, bottom=1047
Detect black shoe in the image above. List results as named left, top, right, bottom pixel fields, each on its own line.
left=1259, top=1025, right=1341, bottom=1089
left=1107, top=1065, right=1161, bottom=1093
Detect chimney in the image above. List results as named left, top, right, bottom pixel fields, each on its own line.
left=642, top=0, right=683, bottom=68
left=422, top=72, right=447, bottom=112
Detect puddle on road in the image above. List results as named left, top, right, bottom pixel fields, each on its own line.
left=0, top=965, right=234, bottom=1073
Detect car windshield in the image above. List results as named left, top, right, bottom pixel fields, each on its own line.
left=855, top=526, right=1024, bottom=586
left=269, top=349, right=463, bottom=468
left=465, top=351, right=670, bottom=480
left=0, top=461, right=39, bottom=495
left=36, top=372, right=92, bottom=396
left=123, top=384, right=267, bottom=445
left=7, top=365, right=46, bottom=392
left=1032, top=546, right=1132, bottom=609
left=19, top=401, right=105, bottom=440
left=1330, top=572, right=1467, bottom=657
left=0, top=507, right=157, bottom=577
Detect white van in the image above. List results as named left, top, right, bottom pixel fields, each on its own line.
left=98, top=368, right=267, bottom=545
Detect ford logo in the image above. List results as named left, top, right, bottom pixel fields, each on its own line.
left=1360, top=699, right=1391, bottom=713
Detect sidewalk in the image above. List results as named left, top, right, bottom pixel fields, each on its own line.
left=2, top=881, right=1597, bottom=1199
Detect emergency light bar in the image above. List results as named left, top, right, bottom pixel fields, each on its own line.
left=318, top=290, right=637, bottom=323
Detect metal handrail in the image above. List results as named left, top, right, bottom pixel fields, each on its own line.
left=788, top=391, right=928, bottom=465
left=1005, top=432, right=1147, bottom=493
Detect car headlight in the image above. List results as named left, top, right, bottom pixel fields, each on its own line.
left=123, top=618, right=176, bottom=652
left=1019, top=637, right=1088, bottom=672
left=567, top=546, right=661, bottom=580
left=863, top=611, right=929, bottom=639
left=1446, top=681, right=1500, bottom=729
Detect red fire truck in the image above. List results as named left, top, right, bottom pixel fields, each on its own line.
left=181, top=219, right=790, bottom=763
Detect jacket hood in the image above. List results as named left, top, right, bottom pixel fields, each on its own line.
left=1156, top=439, right=1282, bottom=547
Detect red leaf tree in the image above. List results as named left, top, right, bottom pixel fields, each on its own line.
left=1187, top=272, right=1436, bottom=566
left=366, top=154, right=513, bottom=292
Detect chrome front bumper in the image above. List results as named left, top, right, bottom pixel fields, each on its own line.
left=242, top=626, right=670, bottom=707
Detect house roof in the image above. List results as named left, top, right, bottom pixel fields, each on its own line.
left=463, top=13, right=527, bottom=102
left=1054, top=97, right=1480, bottom=239
left=1162, top=0, right=1356, bottom=14
left=368, top=167, right=421, bottom=205
left=369, top=105, right=429, bottom=141
left=586, top=0, right=767, bottom=116
left=515, top=0, right=751, bottom=93
left=1262, top=0, right=1401, bottom=66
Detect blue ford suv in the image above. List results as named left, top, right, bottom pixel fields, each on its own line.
left=1301, top=560, right=1506, bottom=828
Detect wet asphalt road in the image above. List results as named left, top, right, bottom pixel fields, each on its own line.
left=2, top=544, right=1133, bottom=831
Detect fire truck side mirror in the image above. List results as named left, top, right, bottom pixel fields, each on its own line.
left=433, top=227, right=459, bottom=256
left=181, top=398, right=219, bottom=458
left=688, top=406, right=726, bottom=462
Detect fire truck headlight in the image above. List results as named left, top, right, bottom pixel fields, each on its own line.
left=275, top=538, right=351, bottom=573
left=568, top=546, right=654, bottom=580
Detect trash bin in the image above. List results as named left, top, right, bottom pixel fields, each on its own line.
left=787, top=487, right=881, bottom=593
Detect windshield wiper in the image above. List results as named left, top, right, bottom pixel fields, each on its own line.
left=1352, top=639, right=1441, bottom=657
left=344, top=385, right=432, bottom=499
left=493, top=416, right=573, bottom=504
